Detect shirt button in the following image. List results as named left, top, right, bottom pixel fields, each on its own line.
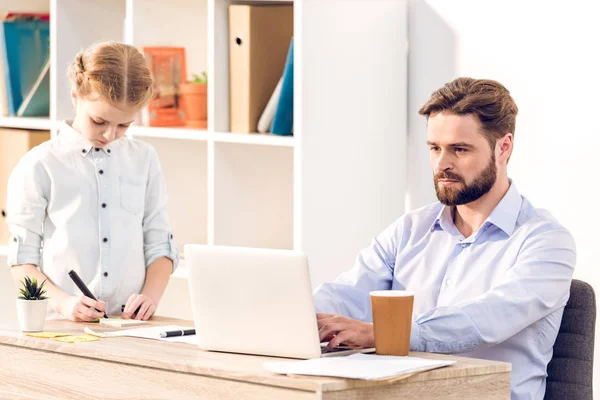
left=446, top=279, right=454, bottom=286
left=13, top=237, right=17, bottom=243
left=461, top=243, right=467, bottom=248
left=99, top=170, right=104, bottom=175
left=102, top=203, right=107, bottom=208
left=103, top=272, right=108, bottom=277
left=170, top=234, right=173, bottom=239
left=103, top=238, right=108, bottom=243
left=95, top=148, right=100, bottom=152
left=81, top=149, right=86, bottom=153
left=107, top=149, right=111, bottom=154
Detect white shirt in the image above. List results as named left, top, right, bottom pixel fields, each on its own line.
left=6, top=121, right=179, bottom=318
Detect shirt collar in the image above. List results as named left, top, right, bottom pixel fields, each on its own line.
left=431, top=205, right=454, bottom=234
left=484, top=179, right=522, bottom=236
left=58, top=120, right=119, bottom=156
left=430, top=179, right=522, bottom=236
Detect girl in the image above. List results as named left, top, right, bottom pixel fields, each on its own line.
left=6, top=42, right=178, bottom=321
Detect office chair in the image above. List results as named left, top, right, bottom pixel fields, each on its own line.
left=545, top=279, right=596, bottom=400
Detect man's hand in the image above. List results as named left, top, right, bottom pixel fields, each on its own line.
left=59, top=295, right=106, bottom=322
left=317, top=313, right=375, bottom=351
left=122, top=294, right=157, bottom=321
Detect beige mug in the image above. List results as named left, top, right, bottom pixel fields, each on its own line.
left=370, top=290, right=414, bottom=356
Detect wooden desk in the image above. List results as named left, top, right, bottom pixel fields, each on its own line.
left=0, top=317, right=511, bottom=399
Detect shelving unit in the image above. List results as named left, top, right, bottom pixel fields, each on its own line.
left=1, top=0, right=408, bottom=293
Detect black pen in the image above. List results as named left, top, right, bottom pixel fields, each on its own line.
left=68, top=270, right=108, bottom=318
left=159, top=328, right=195, bottom=338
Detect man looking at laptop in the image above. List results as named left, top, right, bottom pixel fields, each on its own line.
left=313, top=77, right=576, bottom=400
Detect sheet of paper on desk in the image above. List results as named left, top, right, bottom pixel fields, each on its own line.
left=263, top=353, right=455, bottom=380
left=84, top=325, right=198, bottom=344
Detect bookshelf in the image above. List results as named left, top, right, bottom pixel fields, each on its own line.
left=1, top=0, right=408, bottom=316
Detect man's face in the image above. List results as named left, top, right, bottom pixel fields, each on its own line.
left=426, top=112, right=497, bottom=206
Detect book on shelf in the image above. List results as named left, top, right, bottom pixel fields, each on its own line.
left=140, top=46, right=187, bottom=127
left=0, top=12, right=50, bottom=117
left=257, top=76, right=282, bottom=133
left=229, top=4, right=293, bottom=134
left=270, top=37, right=293, bottom=136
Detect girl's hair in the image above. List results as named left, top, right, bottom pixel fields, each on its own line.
left=68, top=41, right=154, bottom=109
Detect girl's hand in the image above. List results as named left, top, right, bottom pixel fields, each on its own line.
left=121, top=294, right=157, bottom=321
left=60, top=295, right=106, bottom=322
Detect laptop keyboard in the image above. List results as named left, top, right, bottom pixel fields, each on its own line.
left=320, top=343, right=353, bottom=354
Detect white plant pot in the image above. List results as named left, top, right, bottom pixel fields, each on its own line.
left=16, top=298, right=48, bottom=332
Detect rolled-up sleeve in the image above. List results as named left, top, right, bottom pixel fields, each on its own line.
left=142, top=148, right=179, bottom=271
left=6, top=152, right=49, bottom=267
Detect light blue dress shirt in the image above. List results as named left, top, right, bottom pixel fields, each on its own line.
left=6, top=121, right=179, bottom=318
left=313, top=181, right=576, bottom=400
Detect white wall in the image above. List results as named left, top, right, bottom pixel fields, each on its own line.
left=408, top=0, right=600, bottom=392
left=299, top=0, right=408, bottom=287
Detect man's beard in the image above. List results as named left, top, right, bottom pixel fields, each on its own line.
left=434, top=155, right=497, bottom=206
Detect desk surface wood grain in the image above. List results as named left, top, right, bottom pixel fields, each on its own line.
left=0, top=316, right=511, bottom=394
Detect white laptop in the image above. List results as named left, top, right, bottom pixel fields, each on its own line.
left=184, top=244, right=375, bottom=359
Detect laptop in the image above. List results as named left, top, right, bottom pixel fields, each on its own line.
left=184, top=244, right=375, bottom=359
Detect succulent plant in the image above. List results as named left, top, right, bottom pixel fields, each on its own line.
left=18, top=277, right=48, bottom=301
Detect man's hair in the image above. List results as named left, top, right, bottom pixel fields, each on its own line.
left=419, top=77, right=518, bottom=151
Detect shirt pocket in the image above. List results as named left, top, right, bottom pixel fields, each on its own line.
left=119, top=176, right=146, bottom=215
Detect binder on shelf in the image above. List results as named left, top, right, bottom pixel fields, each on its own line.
left=17, top=55, right=50, bottom=117
left=257, top=76, right=282, bottom=133
left=270, top=38, right=293, bottom=136
left=0, top=16, right=50, bottom=116
left=0, top=41, right=7, bottom=117
left=229, top=4, right=293, bottom=134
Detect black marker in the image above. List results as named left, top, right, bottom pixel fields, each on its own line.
left=121, top=304, right=142, bottom=317
left=68, top=270, right=108, bottom=318
left=159, top=328, right=195, bottom=338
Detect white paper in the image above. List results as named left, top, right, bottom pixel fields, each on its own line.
left=263, top=353, right=455, bottom=380
left=84, top=325, right=197, bottom=344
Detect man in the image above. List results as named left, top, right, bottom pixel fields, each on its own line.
left=313, top=77, right=575, bottom=400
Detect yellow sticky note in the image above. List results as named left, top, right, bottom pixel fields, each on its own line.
left=26, top=332, right=72, bottom=338
left=53, top=334, right=100, bottom=343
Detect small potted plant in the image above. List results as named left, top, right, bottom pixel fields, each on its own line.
left=16, top=277, right=49, bottom=332
left=178, top=72, right=208, bottom=128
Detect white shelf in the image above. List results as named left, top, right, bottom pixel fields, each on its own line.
left=128, top=126, right=210, bottom=141
left=0, top=117, right=54, bottom=131
left=212, top=131, right=294, bottom=147
left=129, top=125, right=295, bottom=147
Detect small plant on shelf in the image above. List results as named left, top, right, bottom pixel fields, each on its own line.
left=179, top=72, right=208, bottom=129
left=190, top=72, right=208, bottom=85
